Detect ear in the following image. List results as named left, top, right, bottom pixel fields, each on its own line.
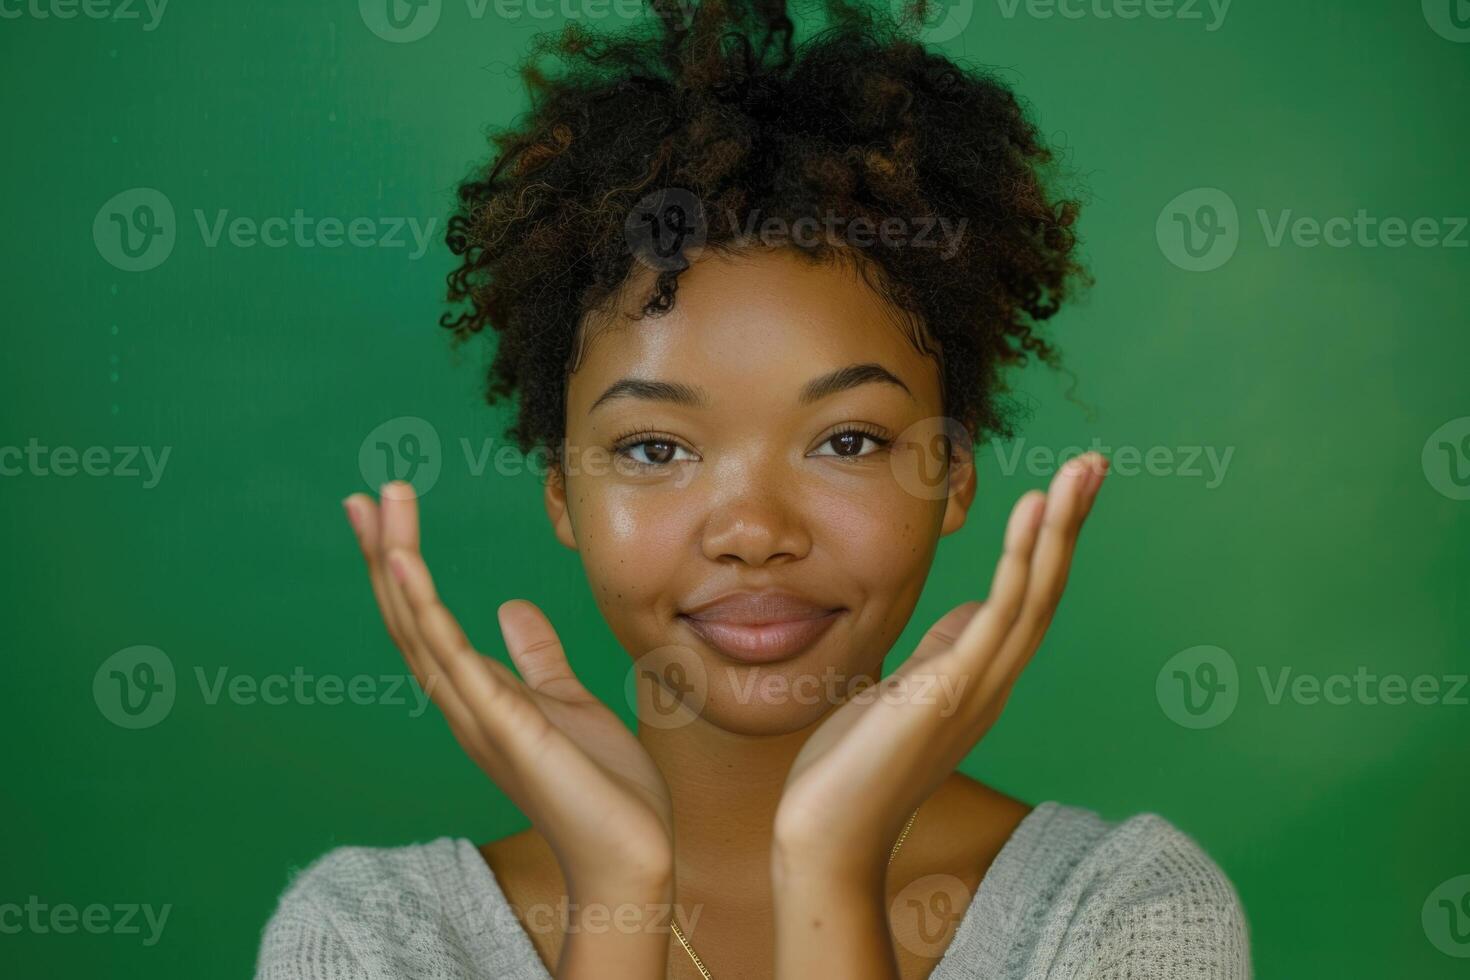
left=543, top=465, right=579, bottom=551
left=938, top=443, right=977, bottom=538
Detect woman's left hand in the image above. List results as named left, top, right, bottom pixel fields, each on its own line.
left=772, top=451, right=1108, bottom=876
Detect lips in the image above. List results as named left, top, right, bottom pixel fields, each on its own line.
left=678, top=592, right=844, bottom=664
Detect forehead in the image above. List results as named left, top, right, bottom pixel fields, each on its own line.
left=567, top=248, right=940, bottom=412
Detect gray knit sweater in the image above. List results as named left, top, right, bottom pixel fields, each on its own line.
left=254, top=801, right=1251, bottom=979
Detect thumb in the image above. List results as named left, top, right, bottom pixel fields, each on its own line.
left=496, top=599, right=584, bottom=694
left=909, top=601, right=986, bottom=663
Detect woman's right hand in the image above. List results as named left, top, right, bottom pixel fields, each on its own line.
left=342, top=481, right=675, bottom=901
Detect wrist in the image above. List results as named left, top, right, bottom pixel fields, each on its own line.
left=564, top=848, right=674, bottom=901
left=769, top=857, right=897, bottom=980
left=556, top=877, right=675, bottom=980
left=565, top=869, right=674, bottom=913
left=771, top=831, right=887, bottom=892
left=771, top=850, right=887, bottom=913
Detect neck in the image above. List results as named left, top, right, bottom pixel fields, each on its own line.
left=635, top=689, right=830, bottom=914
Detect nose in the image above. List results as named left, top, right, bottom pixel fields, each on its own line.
left=699, top=456, right=812, bottom=567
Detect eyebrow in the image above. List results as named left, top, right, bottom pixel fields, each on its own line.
left=588, top=362, right=913, bottom=413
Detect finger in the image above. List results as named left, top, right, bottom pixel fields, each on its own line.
left=908, top=601, right=985, bottom=663
left=992, top=453, right=1107, bottom=683
left=496, top=599, right=589, bottom=698
left=362, top=486, right=480, bottom=736
left=384, top=546, right=559, bottom=759
left=382, top=546, right=511, bottom=743
left=385, top=545, right=472, bottom=657
left=359, top=491, right=553, bottom=794
left=379, top=480, right=421, bottom=552
left=1017, top=453, right=1096, bottom=627
left=941, top=489, right=1048, bottom=668
left=346, top=494, right=487, bottom=755
left=375, top=481, right=434, bottom=661
left=885, top=601, right=988, bottom=724
left=344, top=492, right=416, bottom=663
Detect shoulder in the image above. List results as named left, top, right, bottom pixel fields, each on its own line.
left=1006, top=802, right=1253, bottom=978
left=253, top=838, right=541, bottom=980
left=920, top=772, right=1033, bottom=875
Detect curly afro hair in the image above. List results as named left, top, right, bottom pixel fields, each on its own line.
left=440, top=0, right=1086, bottom=464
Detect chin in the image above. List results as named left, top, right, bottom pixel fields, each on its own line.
left=686, top=694, right=835, bottom=737
left=695, top=651, right=888, bottom=735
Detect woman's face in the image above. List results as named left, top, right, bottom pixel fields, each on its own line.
left=545, top=247, right=976, bottom=735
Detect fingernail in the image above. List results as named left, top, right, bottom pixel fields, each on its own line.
left=342, top=497, right=359, bottom=532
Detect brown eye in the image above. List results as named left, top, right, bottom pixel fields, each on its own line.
left=640, top=441, right=677, bottom=465
left=812, top=429, right=890, bottom=459
left=616, top=437, right=694, bottom=467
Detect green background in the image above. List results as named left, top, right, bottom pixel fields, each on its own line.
left=2, top=0, right=1466, bottom=976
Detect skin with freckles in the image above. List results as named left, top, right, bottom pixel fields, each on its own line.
left=343, top=245, right=1107, bottom=980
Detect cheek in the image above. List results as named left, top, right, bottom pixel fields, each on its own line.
left=574, top=483, right=692, bottom=610
left=810, top=478, right=942, bottom=651
left=810, top=474, right=941, bottom=577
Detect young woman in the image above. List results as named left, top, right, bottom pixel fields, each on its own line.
left=255, top=1, right=1250, bottom=977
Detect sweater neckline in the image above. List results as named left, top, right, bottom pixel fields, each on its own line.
left=446, top=799, right=1068, bottom=979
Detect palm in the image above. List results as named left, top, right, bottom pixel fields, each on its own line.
left=523, top=677, right=675, bottom=852
left=775, top=453, right=1107, bottom=860
left=778, top=647, right=969, bottom=846
left=343, top=482, right=675, bottom=883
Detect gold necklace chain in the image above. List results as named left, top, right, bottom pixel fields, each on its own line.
left=667, top=807, right=921, bottom=980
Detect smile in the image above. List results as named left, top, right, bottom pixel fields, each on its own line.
left=677, top=610, right=843, bottom=664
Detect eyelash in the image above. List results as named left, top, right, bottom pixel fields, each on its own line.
left=610, top=428, right=693, bottom=469
left=610, top=424, right=894, bottom=470
left=812, top=423, right=893, bottom=460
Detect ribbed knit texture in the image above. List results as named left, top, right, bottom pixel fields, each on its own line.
left=254, top=801, right=1251, bottom=979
